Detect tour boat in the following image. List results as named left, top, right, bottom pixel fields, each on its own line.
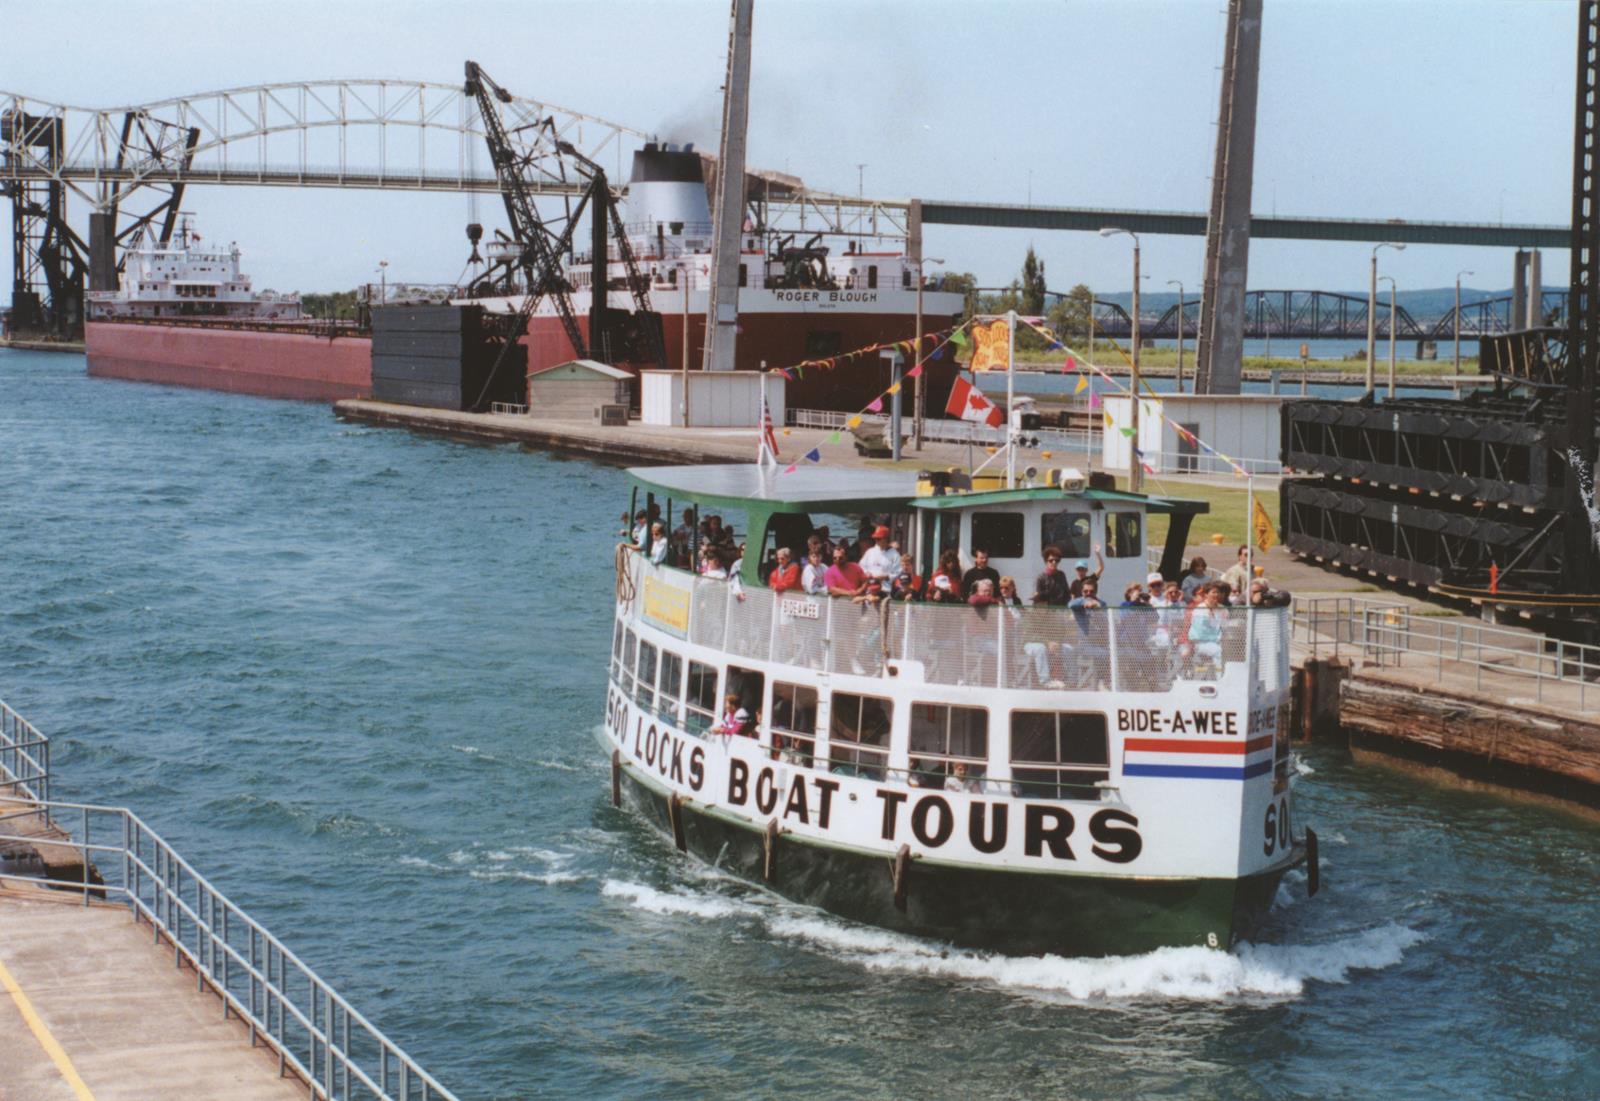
left=600, top=463, right=1313, bottom=957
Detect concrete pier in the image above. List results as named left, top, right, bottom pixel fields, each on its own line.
left=0, top=890, right=305, bottom=1100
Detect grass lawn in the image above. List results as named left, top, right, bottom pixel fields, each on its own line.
left=1141, top=480, right=1279, bottom=550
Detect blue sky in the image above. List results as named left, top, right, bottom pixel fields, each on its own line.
left=2, top=0, right=1576, bottom=299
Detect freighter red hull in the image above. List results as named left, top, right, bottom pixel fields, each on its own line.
left=522, top=309, right=963, bottom=412
left=85, top=320, right=372, bottom=403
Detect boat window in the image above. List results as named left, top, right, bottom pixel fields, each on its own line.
left=1109, top=512, right=1142, bottom=558
left=909, top=703, right=988, bottom=787
left=772, top=682, right=817, bottom=766
left=636, top=640, right=659, bottom=711
left=971, top=512, right=1024, bottom=559
left=685, top=660, right=719, bottom=732
left=727, top=665, right=765, bottom=730
left=611, top=619, right=624, bottom=677
left=1041, top=511, right=1092, bottom=559
left=659, top=651, right=684, bottom=720
left=621, top=628, right=638, bottom=695
left=829, top=692, right=893, bottom=780
left=1010, top=711, right=1109, bottom=800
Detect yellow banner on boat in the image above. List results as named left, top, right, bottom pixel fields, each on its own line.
left=642, top=576, right=691, bottom=636
left=969, top=319, right=1011, bottom=371
left=1252, top=497, right=1278, bottom=553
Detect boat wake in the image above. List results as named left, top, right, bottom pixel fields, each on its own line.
left=599, top=875, right=1424, bottom=1003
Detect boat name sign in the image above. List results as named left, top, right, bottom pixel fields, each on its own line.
left=605, top=687, right=1145, bottom=868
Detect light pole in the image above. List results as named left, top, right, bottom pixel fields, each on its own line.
left=1366, top=242, right=1404, bottom=398
left=855, top=163, right=867, bottom=251
left=1167, top=279, right=1185, bottom=393
left=911, top=255, right=945, bottom=450
left=1454, top=269, right=1475, bottom=375
left=680, top=261, right=691, bottom=427
left=377, top=260, right=388, bottom=305
left=1379, top=274, right=1398, bottom=398
left=1100, top=227, right=1141, bottom=491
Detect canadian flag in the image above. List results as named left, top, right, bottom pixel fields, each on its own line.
left=945, top=376, right=1003, bottom=428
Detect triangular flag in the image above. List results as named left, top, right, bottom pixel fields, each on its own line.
left=846, top=415, right=863, bottom=429
left=949, top=330, right=969, bottom=349
left=886, top=382, right=901, bottom=395
left=804, top=447, right=821, bottom=462
left=1088, top=392, right=1100, bottom=409
left=1074, top=375, right=1088, bottom=395
left=1120, top=427, right=1136, bottom=438
left=827, top=431, right=842, bottom=443
left=1104, top=412, right=1114, bottom=428
left=1066, top=355, right=1077, bottom=372
left=867, top=397, right=884, bottom=413
left=905, top=363, right=924, bottom=378
left=782, top=463, right=798, bottom=474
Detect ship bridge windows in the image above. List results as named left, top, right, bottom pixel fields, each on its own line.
left=1010, top=711, right=1109, bottom=800
left=1041, top=511, right=1092, bottom=560
left=685, top=660, right=720, bottom=732
left=970, top=512, right=1025, bottom=560
left=867, top=265, right=878, bottom=290
left=772, top=681, right=817, bottom=766
left=1109, top=512, right=1142, bottom=559
left=909, top=703, right=988, bottom=788
left=829, top=692, right=892, bottom=780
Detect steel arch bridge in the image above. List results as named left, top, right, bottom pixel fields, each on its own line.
left=1, top=77, right=908, bottom=336
left=993, top=288, right=1572, bottom=344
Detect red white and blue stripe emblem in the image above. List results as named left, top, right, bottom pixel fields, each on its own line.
left=1122, top=735, right=1274, bottom=780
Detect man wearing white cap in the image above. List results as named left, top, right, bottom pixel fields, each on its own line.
left=858, top=524, right=899, bottom=595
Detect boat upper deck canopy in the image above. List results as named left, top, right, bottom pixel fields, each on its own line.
left=909, top=486, right=1209, bottom=516
left=627, top=464, right=922, bottom=516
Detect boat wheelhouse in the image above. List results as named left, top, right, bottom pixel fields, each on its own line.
left=601, top=463, right=1308, bottom=957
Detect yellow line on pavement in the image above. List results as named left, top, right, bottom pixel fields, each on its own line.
left=0, top=953, right=97, bottom=1100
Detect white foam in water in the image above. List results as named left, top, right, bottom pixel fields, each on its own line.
left=764, top=912, right=1424, bottom=1002
left=1292, top=754, right=1315, bottom=776
left=470, top=868, right=584, bottom=885
left=601, top=878, right=758, bottom=920
left=533, top=758, right=581, bottom=773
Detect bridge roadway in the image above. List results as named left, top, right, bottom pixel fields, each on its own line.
left=0, top=802, right=305, bottom=1101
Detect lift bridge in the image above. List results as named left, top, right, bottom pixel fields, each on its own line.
left=0, top=79, right=907, bottom=338
left=986, top=287, right=1571, bottom=345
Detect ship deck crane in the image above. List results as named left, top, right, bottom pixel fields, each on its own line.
left=463, top=60, right=663, bottom=411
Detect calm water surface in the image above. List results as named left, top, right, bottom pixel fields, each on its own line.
left=2, top=348, right=1596, bottom=1100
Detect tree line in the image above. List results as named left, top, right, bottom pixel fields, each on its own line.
left=931, top=246, right=1096, bottom=352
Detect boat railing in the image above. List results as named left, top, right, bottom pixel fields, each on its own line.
left=0, top=792, right=459, bottom=1101
left=629, top=555, right=1291, bottom=697
left=0, top=697, right=50, bottom=809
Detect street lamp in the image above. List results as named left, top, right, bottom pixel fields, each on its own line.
left=1454, top=269, right=1475, bottom=374
left=1100, top=227, right=1142, bottom=491
left=1167, top=279, right=1185, bottom=393
left=911, top=255, right=945, bottom=450
left=1379, top=274, right=1398, bottom=398
left=1366, top=242, right=1404, bottom=398
left=377, top=260, right=389, bottom=305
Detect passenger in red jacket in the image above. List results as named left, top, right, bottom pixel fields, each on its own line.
left=768, top=547, right=802, bottom=592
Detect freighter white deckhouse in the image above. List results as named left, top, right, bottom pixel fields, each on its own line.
left=87, top=214, right=301, bottom=321
left=602, top=464, right=1310, bottom=956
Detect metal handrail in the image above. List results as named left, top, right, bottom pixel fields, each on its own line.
left=1291, top=596, right=1598, bottom=708
left=0, top=698, right=49, bottom=805
left=0, top=797, right=457, bottom=1101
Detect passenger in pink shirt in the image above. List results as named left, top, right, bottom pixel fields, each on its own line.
left=823, top=544, right=869, bottom=600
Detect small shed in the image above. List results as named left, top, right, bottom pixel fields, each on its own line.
left=1103, top=393, right=1288, bottom=476
left=527, top=359, right=632, bottom=420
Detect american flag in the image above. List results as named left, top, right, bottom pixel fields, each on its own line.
left=759, top=400, right=781, bottom=465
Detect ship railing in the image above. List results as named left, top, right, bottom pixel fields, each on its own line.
left=0, top=697, right=50, bottom=811
left=1292, top=596, right=1600, bottom=709
left=0, top=791, right=460, bottom=1101
left=629, top=556, right=1290, bottom=696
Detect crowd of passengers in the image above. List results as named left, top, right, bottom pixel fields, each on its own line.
left=627, top=508, right=1289, bottom=688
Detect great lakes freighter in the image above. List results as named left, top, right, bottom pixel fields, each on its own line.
left=601, top=464, right=1311, bottom=956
